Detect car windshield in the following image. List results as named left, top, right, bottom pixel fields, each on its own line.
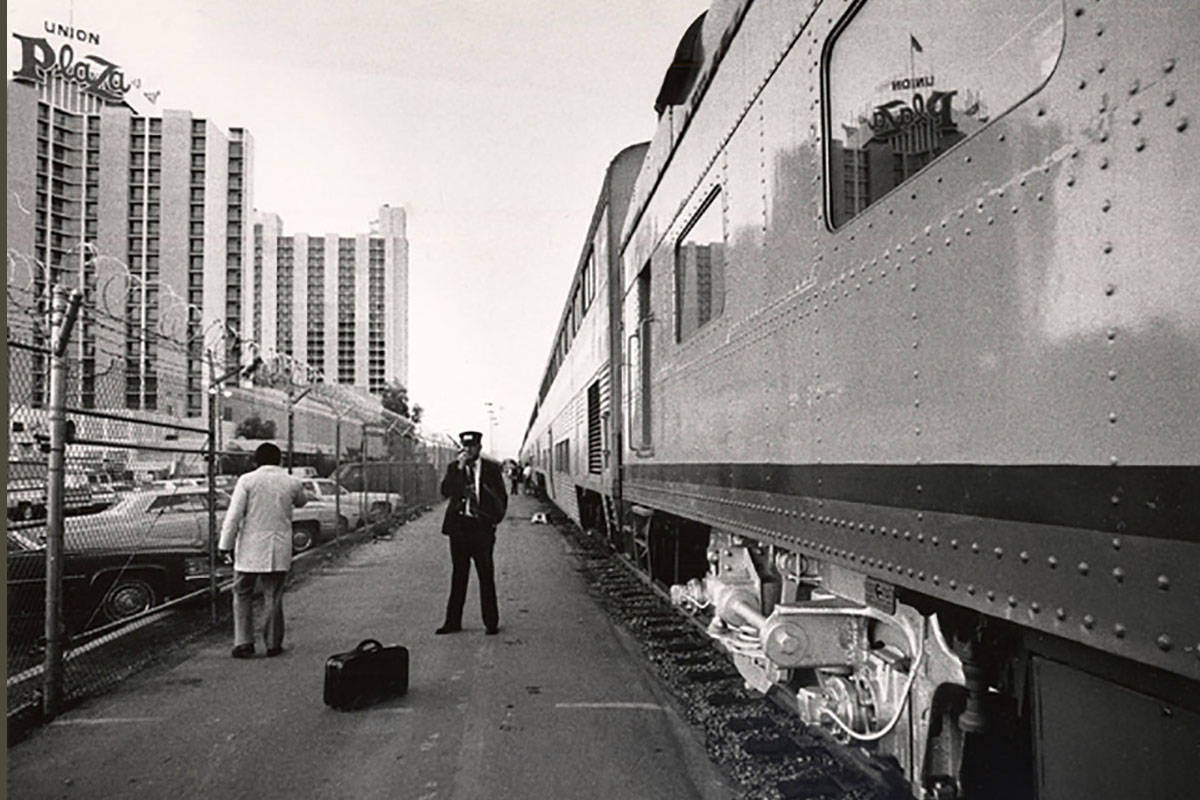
left=314, top=480, right=341, bottom=496
left=7, top=530, right=44, bottom=552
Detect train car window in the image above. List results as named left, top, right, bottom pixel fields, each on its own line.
left=554, top=439, right=571, bottom=475
left=825, top=0, right=1064, bottom=228
left=675, top=188, right=726, bottom=342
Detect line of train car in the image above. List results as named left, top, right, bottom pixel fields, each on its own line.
left=521, top=1, right=1198, bottom=798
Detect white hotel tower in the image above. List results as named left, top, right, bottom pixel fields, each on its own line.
left=252, top=205, right=409, bottom=395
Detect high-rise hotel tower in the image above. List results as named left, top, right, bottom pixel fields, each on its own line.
left=7, top=61, right=254, bottom=418
left=252, top=207, right=409, bottom=396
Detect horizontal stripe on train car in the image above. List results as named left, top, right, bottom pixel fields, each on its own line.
left=623, top=463, right=1199, bottom=542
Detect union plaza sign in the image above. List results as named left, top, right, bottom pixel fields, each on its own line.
left=11, top=32, right=133, bottom=103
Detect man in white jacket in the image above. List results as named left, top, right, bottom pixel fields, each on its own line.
left=218, top=442, right=308, bottom=658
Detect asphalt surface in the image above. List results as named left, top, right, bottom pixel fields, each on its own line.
left=7, top=494, right=739, bottom=800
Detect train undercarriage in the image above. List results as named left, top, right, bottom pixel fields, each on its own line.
left=579, top=492, right=1044, bottom=800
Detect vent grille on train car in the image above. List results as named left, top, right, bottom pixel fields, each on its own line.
left=587, top=381, right=602, bottom=474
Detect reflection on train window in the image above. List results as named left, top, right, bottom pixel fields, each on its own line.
left=826, top=0, right=1063, bottom=228
left=675, top=188, right=725, bottom=342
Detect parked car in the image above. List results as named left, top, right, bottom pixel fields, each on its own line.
left=63, top=468, right=96, bottom=513
left=86, top=472, right=117, bottom=510
left=6, top=521, right=228, bottom=636
left=300, top=478, right=363, bottom=530
left=330, top=463, right=404, bottom=522
left=206, top=477, right=340, bottom=552
left=6, top=479, right=46, bottom=521
left=46, top=485, right=331, bottom=557
left=5, top=472, right=95, bottom=521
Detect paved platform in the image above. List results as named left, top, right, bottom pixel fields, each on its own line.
left=7, top=494, right=737, bottom=800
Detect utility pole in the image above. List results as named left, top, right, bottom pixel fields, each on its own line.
left=287, top=383, right=313, bottom=474
left=206, top=353, right=260, bottom=623
left=206, top=350, right=218, bottom=625
left=43, top=286, right=82, bottom=721
left=328, top=399, right=355, bottom=534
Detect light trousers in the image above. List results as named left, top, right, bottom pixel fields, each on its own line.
left=232, top=570, right=287, bottom=649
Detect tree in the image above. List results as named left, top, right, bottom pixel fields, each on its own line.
left=235, top=414, right=277, bottom=439
left=379, top=380, right=425, bottom=460
left=381, top=380, right=423, bottom=424
left=252, top=356, right=298, bottom=391
left=380, top=380, right=418, bottom=420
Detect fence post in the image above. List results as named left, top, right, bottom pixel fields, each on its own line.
left=361, top=422, right=368, bottom=521
left=207, top=351, right=219, bottom=625
left=287, top=388, right=295, bottom=474
left=334, top=417, right=341, bottom=536
left=43, top=286, right=82, bottom=721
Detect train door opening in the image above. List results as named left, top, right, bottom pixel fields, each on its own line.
left=628, top=263, right=653, bottom=453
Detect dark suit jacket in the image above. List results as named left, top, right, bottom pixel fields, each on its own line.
left=440, top=457, right=508, bottom=535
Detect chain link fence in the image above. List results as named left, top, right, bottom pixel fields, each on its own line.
left=7, top=289, right=454, bottom=732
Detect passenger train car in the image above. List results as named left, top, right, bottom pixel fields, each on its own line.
left=522, top=1, right=1199, bottom=798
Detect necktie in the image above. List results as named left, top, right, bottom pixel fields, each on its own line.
left=465, top=464, right=477, bottom=515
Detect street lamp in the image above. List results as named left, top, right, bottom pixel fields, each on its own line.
left=484, top=402, right=501, bottom=455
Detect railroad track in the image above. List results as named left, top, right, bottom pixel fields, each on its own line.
left=553, top=511, right=910, bottom=800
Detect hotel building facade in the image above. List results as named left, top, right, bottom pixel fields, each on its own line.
left=7, top=68, right=254, bottom=420
left=7, top=29, right=411, bottom=419
left=252, top=206, right=409, bottom=396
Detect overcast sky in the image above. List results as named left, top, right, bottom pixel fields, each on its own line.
left=8, top=0, right=708, bottom=456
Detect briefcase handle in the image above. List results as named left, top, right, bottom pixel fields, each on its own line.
left=356, top=639, right=383, bottom=652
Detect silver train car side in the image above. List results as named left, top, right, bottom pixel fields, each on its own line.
left=523, top=1, right=1199, bottom=797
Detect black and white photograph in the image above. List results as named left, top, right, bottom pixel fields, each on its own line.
left=6, top=1, right=1198, bottom=798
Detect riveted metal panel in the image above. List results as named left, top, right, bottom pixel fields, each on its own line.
left=625, top=469, right=1200, bottom=682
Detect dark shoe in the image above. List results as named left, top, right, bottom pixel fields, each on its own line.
left=435, top=625, right=462, bottom=635
left=485, top=627, right=499, bottom=636
left=266, top=646, right=283, bottom=657
left=231, top=644, right=254, bottom=659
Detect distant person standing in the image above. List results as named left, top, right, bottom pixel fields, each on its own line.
left=437, top=430, right=508, bottom=635
left=522, top=462, right=535, bottom=495
left=218, top=442, right=308, bottom=658
left=508, top=460, right=521, bottom=496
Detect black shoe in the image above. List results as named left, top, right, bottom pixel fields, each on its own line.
left=266, top=646, right=283, bottom=657
left=231, top=644, right=254, bottom=659
left=485, top=627, right=499, bottom=636
left=435, top=625, right=462, bottom=635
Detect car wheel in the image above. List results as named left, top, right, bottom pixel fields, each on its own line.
left=369, top=501, right=390, bottom=522
left=100, top=577, right=159, bottom=623
left=292, top=522, right=316, bottom=552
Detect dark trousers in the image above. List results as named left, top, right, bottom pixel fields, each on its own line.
left=443, top=521, right=498, bottom=630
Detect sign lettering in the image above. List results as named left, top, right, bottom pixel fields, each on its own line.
left=11, top=33, right=132, bottom=103
left=869, top=90, right=957, bottom=137
left=891, top=75, right=935, bottom=92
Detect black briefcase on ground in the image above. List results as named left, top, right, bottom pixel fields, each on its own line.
left=323, top=639, right=409, bottom=711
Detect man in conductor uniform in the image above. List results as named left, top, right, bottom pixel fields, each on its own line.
left=437, top=430, right=508, bottom=635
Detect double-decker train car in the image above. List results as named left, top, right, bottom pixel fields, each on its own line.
left=523, top=1, right=1199, bottom=798
left=523, top=143, right=647, bottom=528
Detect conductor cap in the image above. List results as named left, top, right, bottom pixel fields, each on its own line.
left=459, top=430, right=483, bottom=447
